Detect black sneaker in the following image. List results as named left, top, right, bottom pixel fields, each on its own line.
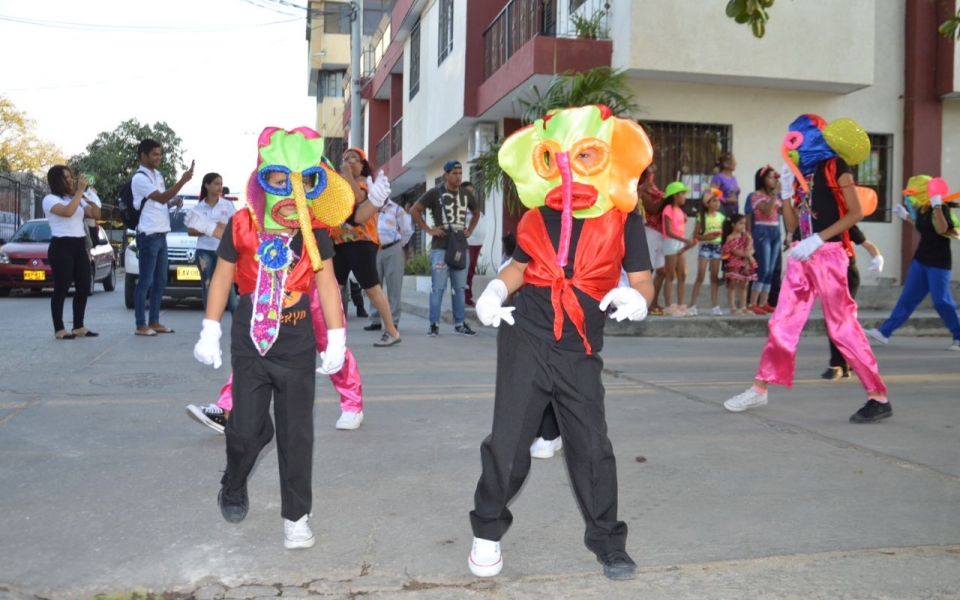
left=356, top=308, right=368, bottom=318
left=597, top=550, right=637, bottom=581
left=218, top=483, right=249, bottom=523
left=363, top=323, right=382, bottom=331
left=820, top=366, right=850, bottom=381
left=455, top=323, right=477, bottom=336
left=186, top=404, right=226, bottom=434
left=427, top=323, right=439, bottom=337
left=849, top=399, right=892, bottom=424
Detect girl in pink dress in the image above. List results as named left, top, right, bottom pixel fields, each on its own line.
left=722, top=214, right=757, bottom=315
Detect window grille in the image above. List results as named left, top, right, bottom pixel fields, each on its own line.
left=438, top=0, right=454, bottom=64
left=409, top=20, right=421, bottom=99
left=851, top=134, right=892, bottom=224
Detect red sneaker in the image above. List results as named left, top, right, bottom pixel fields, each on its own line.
left=748, top=305, right=768, bottom=315
left=761, top=304, right=776, bottom=313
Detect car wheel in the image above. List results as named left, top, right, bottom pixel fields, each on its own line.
left=102, top=262, right=116, bottom=292
left=124, top=273, right=137, bottom=309
left=0, top=287, right=10, bottom=297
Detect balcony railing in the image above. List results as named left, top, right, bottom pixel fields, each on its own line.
left=376, top=132, right=391, bottom=169
left=391, top=118, right=402, bottom=157
left=482, top=0, right=557, bottom=81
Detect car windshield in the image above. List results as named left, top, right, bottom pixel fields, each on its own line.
left=169, top=208, right=189, bottom=233
left=10, top=221, right=52, bottom=243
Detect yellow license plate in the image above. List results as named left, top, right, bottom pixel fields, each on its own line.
left=24, top=270, right=45, bottom=281
left=177, top=266, right=201, bottom=281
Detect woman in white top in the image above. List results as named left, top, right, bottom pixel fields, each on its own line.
left=42, top=165, right=101, bottom=339
left=185, top=172, right=237, bottom=313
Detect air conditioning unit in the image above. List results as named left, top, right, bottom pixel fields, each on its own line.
left=467, top=123, right=497, bottom=162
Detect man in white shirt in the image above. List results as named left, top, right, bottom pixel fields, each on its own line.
left=132, top=138, right=194, bottom=336
left=365, top=198, right=414, bottom=331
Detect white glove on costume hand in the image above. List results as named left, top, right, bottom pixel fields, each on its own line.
left=930, top=195, right=943, bottom=208
left=475, top=279, right=515, bottom=327
left=365, top=170, right=391, bottom=208
left=893, top=204, right=910, bottom=220
left=185, top=211, right=217, bottom=236
left=869, top=254, right=885, bottom=274
left=599, top=286, right=649, bottom=322
left=317, top=328, right=346, bottom=375
left=779, top=162, right=796, bottom=201
left=789, top=234, right=824, bottom=262
left=193, top=319, right=222, bottom=368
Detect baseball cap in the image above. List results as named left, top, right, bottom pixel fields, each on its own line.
left=444, top=160, right=461, bottom=173
left=663, top=181, right=692, bottom=199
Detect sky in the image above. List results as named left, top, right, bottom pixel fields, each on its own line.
left=0, top=0, right=318, bottom=199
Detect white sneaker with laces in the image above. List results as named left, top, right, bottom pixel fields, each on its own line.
left=284, top=514, right=315, bottom=549
left=336, top=410, right=364, bottom=430
left=530, top=436, right=563, bottom=459
left=865, top=328, right=889, bottom=346
left=723, top=387, right=769, bottom=412
left=468, top=537, right=502, bottom=577
left=711, top=306, right=723, bottom=316
left=688, top=306, right=699, bottom=316
left=948, top=340, right=960, bottom=352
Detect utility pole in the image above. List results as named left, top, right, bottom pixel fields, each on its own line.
left=349, top=0, right=362, bottom=148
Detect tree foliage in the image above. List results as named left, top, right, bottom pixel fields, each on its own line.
left=69, top=119, right=186, bottom=206
left=0, top=95, right=67, bottom=173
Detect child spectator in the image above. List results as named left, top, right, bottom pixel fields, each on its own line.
left=688, top=188, right=725, bottom=316
left=661, top=182, right=696, bottom=317
left=722, top=213, right=757, bottom=315
left=711, top=152, right=741, bottom=218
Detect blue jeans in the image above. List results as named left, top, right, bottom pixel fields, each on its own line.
left=134, top=232, right=168, bottom=328
left=880, top=259, right=960, bottom=341
left=429, top=248, right=468, bottom=325
left=196, top=248, right=237, bottom=315
left=751, top=225, right=781, bottom=294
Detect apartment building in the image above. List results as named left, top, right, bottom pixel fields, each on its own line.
left=310, top=0, right=960, bottom=283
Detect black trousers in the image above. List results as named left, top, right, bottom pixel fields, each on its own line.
left=48, top=236, right=90, bottom=332
left=223, top=354, right=316, bottom=521
left=829, top=261, right=861, bottom=368
left=470, top=324, right=627, bottom=556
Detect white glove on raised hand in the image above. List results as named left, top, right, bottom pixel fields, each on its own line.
left=365, top=170, right=391, bottom=208
left=599, top=286, right=648, bottom=322
left=317, top=328, right=346, bottom=375
left=789, top=234, right=824, bottom=262
left=893, top=204, right=910, bottom=220
left=475, top=279, right=515, bottom=327
left=869, top=254, right=885, bottom=274
left=193, top=319, right=222, bottom=368
left=779, top=162, right=796, bottom=201
left=930, top=195, right=943, bottom=208
left=185, top=210, right=217, bottom=236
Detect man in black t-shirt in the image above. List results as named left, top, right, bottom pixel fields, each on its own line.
left=866, top=176, right=960, bottom=351
left=409, top=160, right=479, bottom=337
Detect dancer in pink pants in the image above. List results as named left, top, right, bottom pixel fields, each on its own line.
left=723, top=114, right=890, bottom=424
left=187, top=287, right=364, bottom=432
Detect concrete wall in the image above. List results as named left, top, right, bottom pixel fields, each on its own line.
left=402, top=0, right=467, bottom=161
left=939, top=101, right=960, bottom=276
left=625, top=0, right=908, bottom=284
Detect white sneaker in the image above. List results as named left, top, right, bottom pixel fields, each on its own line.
left=711, top=306, right=723, bottom=316
left=723, top=387, right=769, bottom=412
left=284, top=514, right=315, bottom=549
left=530, top=436, right=563, bottom=459
left=948, top=340, right=960, bottom=352
left=336, top=410, right=363, bottom=430
left=687, top=306, right=698, bottom=316
left=865, top=328, right=889, bottom=346
left=468, top=537, right=502, bottom=577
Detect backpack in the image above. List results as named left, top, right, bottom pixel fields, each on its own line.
left=118, top=171, right=148, bottom=230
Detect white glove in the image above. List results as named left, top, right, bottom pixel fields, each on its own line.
left=475, top=279, right=515, bottom=327
left=599, top=286, right=648, bottom=322
left=789, top=234, right=824, bottom=262
left=193, top=319, right=222, bottom=368
left=185, top=210, right=217, bottom=236
left=779, top=162, right=796, bottom=201
left=365, top=170, right=391, bottom=208
left=893, top=204, right=910, bottom=220
left=869, top=254, right=884, bottom=274
left=317, top=328, right=346, bottom=375
left=930, top=195, right=943, bottom=208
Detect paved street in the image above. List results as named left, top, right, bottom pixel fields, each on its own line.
left=1, top=285, right=959, bottom=600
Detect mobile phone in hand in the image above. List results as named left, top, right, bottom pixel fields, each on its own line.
left=190, top=160, right=195, bottom=170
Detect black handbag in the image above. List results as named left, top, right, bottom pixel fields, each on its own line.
left=439, top=190, right=468, bottom=270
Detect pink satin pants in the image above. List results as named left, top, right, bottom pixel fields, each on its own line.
left=216, top=288, right=364, bottom=413
left=756, top=242, right=886, bottom=395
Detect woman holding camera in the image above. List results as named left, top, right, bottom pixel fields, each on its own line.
left=43, top=165, right=101, bottom=339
